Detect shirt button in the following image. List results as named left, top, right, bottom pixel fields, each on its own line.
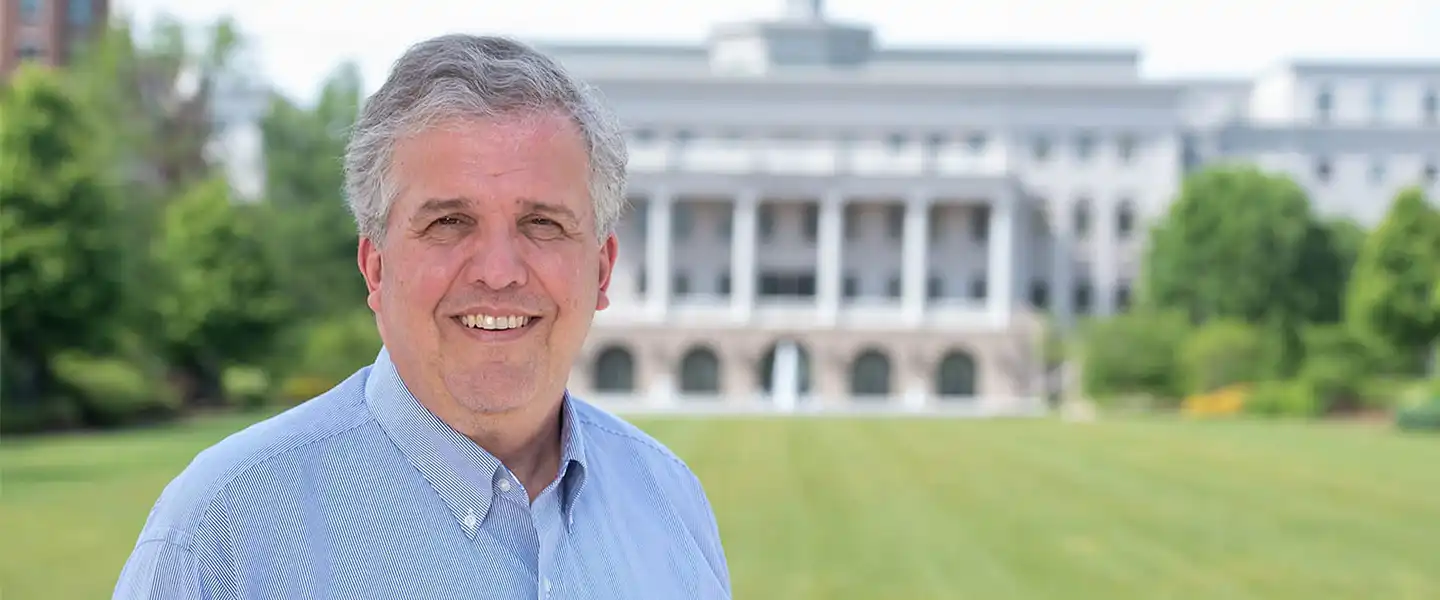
left=544, top=578, right=552, bottom=593
left=498, top=478, right=513, bottom=492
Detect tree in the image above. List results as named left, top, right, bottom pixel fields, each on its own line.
left=259, top=62, right=367, bottom=318
left=1077, top=310, right=1192, bottom=406
left=1139, top=164, right=1348, bottom=375
left=0, top=65, right=128, bottom=402
left=152, top=176, right=293, bottom=405
left=1345, top=186, right=1440, bottom=373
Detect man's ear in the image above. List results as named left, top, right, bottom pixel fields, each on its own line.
left=595, top=233, right=618, bottom=311
left=359, top=236, right=383, bottom=314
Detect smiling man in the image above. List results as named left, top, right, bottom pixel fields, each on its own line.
left=113, top=35, right=730, bottom=600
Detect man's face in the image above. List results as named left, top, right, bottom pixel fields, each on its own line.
left=359, top=111, right=616, bottom=417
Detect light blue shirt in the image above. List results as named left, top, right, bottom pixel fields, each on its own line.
left=113, top=348, right=731, bottom=599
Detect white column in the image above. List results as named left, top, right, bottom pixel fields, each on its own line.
left=816, top=192, right=844, bottom=325
left=987, top=192, right=1015, bottom=325
left=901, top=192, right=930, bottom=324
left=645, top=190, right=672, bottom=319
left=730, top=191, right=758, bottom=323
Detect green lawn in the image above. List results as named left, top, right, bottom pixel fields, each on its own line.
left=3, top=412, right=1438, bottom=599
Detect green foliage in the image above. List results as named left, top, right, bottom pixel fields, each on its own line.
left=1396, top=397, right=1440, bottom=433
left=292, top=309, right=383, bottom=385
left=1346, top=187, right=1440, bottom=374
left=50, top=352, right=180, bottom=428
left=152, top=176, right=293, bottom=402
left=1295, top=325, right=1381, bottom=414
left=221, top=366, right=273, bottom=411
left=1180, top=320, right=1266, bottom=395
left=1078, top=311, right=1190, bottom=406
left=0, top=65, right=128, bottom=404
left=259, top=62, right=368, bottom=318
left=1243, top=381, right=1320, bottom=419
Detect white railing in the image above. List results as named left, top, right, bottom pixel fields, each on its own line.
left=628, top=142, right=1011, bottom=177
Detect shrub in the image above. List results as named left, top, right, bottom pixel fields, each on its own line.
left=1180, top=320, right=1265, bottom=395
left=1181, top=384, right=1249, bottom=418
left=1396, top=398, right=1440, bottom=433
left=51, top=352, right=180, bottom=428
left=1078, top=310, right=1191, bottom=408
left=1242, top=380, right=1319, bottom=419
left=1297, top=325, right=1381, bottom=414
left=277, top=375, right=339, bottom=405
left=222, top=365, right=273, bottom=411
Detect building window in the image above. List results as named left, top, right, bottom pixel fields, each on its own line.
left=1370, top=84, right=1386, bottom=122
left=20, top=0, right=41, bottom=23
left=969, top=276, right=987, bottom=301
left=1182, top=133, right=1203, bottom=173
left=803, top=204, right=819, bottom=242
left=843, top=205, right=861, bottom=240
left=673, top=273, right=690, bottom=297
left=887, top=205, right=904, bottom=240
left=759, top=272, right=815, bottom=298
left=927, top=277, right=944, bottom=299
left=68, top=0, right=92, bottom=26
left=887, top=133, right=906, bottom=152
left=1369, top=158, right=1386, bottom=185
left=967, top=132, right=987, bottom=153
left=717, top=274, right=731, bottom=295
left=1075, top=132, right=1096, bottom=161
left=1117, top=134, right=1137, bottom=163
left=971, top=206, right=989, bottom=242
left=1315, top=86, right=1333, bottom=123
left=18, top=44, right=44, bottom=60
left=1115, top=283, right=1132, bottom=311
left=1315, top=157, right=1333, bottom=183
left=636, top=271, right=646, bottom=294
left=1424, top=161, right=1437, bottom=184
left=1073, top=197, right=1091, bottom=237
left=1074, top=282, right=1093, bottom=314
left=1032, top=136, right=1051, bottom=161
left=1029, top=281, right=1049, bottom=309
left=1116, top=198, right=1135, bottom=238
left=758, top=205, right=776, bottom=242
left=1424, top=91, right=1438, bottom=125
left=672, top=204, right=693, bottom=240
left=887, top=276, right=901, bottom=298
left=843, top=275, right=859, bottom=298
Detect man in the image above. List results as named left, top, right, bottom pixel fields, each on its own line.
left=113, top=34, right=730, bottom=599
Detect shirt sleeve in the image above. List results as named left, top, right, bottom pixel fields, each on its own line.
left=112, top=538, right=208, bottom=600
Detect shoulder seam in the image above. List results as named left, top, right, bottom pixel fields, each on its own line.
left=175, top=396, right=375, bottom=528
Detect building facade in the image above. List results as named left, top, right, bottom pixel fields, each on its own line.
left=1, top=0, right=107, bottom=75
left=542, top=2, right=1439, bottom=413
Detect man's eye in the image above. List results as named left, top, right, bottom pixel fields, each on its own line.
left=434, top=216, right=464, bottom=226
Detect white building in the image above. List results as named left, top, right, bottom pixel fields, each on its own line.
left=544, top=1, right=1438, bottom=413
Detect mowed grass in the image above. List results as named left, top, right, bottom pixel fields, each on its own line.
left=3, top=412, right=1438, bottom=600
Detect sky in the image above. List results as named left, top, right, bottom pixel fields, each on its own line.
left=112, top=0, right=1440, bottom=103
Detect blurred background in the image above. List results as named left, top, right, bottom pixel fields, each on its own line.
left=2, top=0, right=1439, bottom=598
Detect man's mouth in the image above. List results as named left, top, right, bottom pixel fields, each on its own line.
left=456, top=313, right=538, bottom=331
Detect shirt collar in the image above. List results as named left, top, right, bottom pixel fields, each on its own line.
left=364, top=347, right=589, bottom=538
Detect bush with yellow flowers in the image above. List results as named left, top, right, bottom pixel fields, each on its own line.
left=1181, top=384, right=1250, bottom=418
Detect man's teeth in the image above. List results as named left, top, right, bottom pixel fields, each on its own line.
left=461, top=314, right=531, bottom=330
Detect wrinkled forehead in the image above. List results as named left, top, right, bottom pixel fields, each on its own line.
left=385, top=111, right=595, bottom=221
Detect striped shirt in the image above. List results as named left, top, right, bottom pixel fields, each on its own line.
left=112, top=348, right=731, bottom=599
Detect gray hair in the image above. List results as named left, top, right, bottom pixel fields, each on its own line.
left=343, top=34, right=629, bottom=244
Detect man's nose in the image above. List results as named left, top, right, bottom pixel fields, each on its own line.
left=464, top=227, right=528, bottom=291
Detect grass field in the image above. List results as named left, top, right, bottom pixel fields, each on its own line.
left=3, top=412, right=1438, bottom=599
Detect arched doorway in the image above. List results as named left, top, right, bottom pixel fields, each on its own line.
left=849, top=348, right=892, bottom=400
left=592, top=346, right=636, bottom=393
left=678, top=346, right=722, bottom=396
left=935, top=349, right=978, bottom=398
left=758, top=340, right=811, bottom=405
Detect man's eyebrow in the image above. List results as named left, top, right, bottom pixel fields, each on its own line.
left=523, top=200, right=580, bottom=223
left=412, top=197, right=469, bottom=220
